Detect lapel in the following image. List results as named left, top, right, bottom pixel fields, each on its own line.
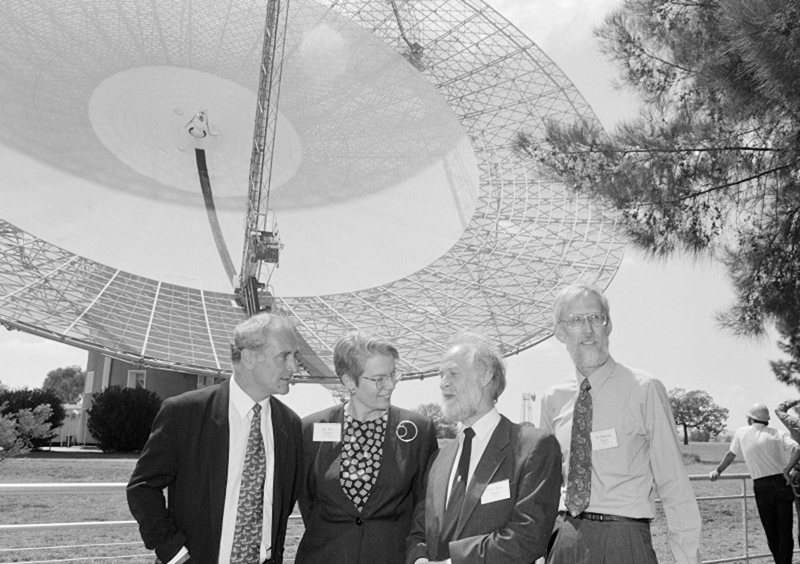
left=316, top=404, right=346, bottom=484
left=208, top=380, right=230, bottom=541
left=270, top=396, right=290, bottom=538
left=455, top=415, right=511, bottom=537
left=360, top=406, right=399, bottom=517
left=431, top=437, right=460, bottom=532
left=315, top=404, right=359, bottom=515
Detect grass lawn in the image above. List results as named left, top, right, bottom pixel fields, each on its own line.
left=0, top=442, right=788, bottom=563
left=0, top=450, right=148, bottom=563
left=0, top=448, right=305, bottom=563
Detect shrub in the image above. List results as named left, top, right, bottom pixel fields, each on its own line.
left=87, top=386, right=162, bottom=453
left=0, top=388, right=65, bottom=448
left=689, top=428, right=711, bottom=442
left=0, top=403, right=53, bottom=462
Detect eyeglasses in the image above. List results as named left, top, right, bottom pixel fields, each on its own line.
left=361, top=370, right=406, bottom=388
left=559, top=313, right=609, bottom=330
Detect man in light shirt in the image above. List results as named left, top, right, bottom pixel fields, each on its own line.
left=406, top=332, right=562, bottom=564
left=711, top=403, right=800, bottom=564
left=127, top=313, right=303, bottom=564
left=541, top=280, right=701, bottom=564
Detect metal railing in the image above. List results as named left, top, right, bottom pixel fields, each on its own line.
left=682, top=473, right=780, bottom=564
left=0, top=475, right=793, bottom=563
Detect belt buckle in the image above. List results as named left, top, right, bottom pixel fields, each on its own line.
left=582, top=511, right=604, bottom=522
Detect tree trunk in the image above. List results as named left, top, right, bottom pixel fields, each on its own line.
left=683, top=424, right=689, bottom=445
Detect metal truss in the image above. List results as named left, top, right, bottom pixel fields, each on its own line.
left=0, top=0, right=626, bottom=381
left=240, top=0, right=291, bottom=313
left=0, top=220, right=243, bottom=376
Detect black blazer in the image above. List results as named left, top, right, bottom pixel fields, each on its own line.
left=127, top=379, right=303, bottom=564
left=296, top=404, right=438, bottom=564
left=405, top=416, right=562, bottom=564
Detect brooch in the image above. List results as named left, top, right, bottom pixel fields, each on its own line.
left=396, top=420, right=418, bottom=442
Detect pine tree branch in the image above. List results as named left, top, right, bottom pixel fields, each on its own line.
left=645, top=161, right=797, bottom=206
left=552, top=145, right=780, bottom=156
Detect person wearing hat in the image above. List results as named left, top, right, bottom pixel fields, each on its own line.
left=710, top=403, right=800, bottom=564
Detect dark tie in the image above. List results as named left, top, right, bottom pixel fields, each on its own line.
left=566, top=378, right=592, bottom=516
left=231, top=403, right=266, bottom=564
left=437, top=427, right=475, bottom=559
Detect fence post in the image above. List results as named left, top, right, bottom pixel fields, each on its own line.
left=742, top=475, right=749, bottom=563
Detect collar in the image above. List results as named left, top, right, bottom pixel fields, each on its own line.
left=464, top=407, right=501, bottom=442
left=575, top=355, right=617, bottom=393
left=230, top=375, right=270, bottom=418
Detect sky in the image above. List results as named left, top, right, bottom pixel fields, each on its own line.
left=1, top=0, right=797, bottom=433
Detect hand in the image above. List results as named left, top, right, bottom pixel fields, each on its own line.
left=709, top=470, right=719, bottom=481
left=785, top=468, right=793, bottom=486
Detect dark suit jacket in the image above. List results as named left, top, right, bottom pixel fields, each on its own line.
left=127, top=379, right=303, bottom=564
left=296, top=405, right=438, bottom=564
left=405, top=415, right=562, bottom=564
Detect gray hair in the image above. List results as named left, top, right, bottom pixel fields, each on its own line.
left=552, top=279, right=610, bottom=328
left=450, top=331, right=506, bottom=401
left=231, top=313, right=296, bottom=362
left=333, top=330, right=399, bottom=386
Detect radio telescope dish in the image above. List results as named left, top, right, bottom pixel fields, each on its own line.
left=0, top=0, right=625, bottom=381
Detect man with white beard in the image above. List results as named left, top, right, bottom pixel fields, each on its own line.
left=541, top=280, right=701, bottom=564
left=405, top=332, right=562, bottom=564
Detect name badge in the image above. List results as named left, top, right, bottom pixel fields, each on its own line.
left=313, top=423, right=342, bottom=442
left=591, top=428, right=618, bottom=451
left=481, top=479, right=511, bottom=504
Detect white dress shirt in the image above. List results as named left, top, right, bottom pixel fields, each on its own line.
left=218, top=377, right=275, bottom=564
left=541, top=357, right=701, bottom=564
left=730, top=423, right=797, bottom=479
left=446, top=407, right=502, bottom=504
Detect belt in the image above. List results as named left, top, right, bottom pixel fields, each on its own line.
left=561, top=510, right=651, bottom=524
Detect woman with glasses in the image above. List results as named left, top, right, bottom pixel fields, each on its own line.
left=295, top=330, right=439, bottom=564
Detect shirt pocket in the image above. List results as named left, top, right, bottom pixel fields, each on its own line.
left=598, top=429, right=647, bottom=479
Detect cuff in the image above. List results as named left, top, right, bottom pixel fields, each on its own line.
left=166, top=546, right=189, bottom=564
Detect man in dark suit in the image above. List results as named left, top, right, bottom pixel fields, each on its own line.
left=406, top=332, right=562, bottom=564
left=127, top=313, right=303, bottom=564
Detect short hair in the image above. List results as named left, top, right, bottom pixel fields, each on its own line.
left=333, top=330, right=400, bottom=386
left=450, top=331, right=506, bottom=401
left=231, top=313, right=295, bottom=363
left=552, top=279, right=610, bottom=328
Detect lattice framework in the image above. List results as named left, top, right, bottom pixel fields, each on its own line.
left=0, top=0, right=625, bottom=380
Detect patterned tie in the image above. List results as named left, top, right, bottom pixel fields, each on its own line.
left=231, top=403, right=266, bottom=564
left=566, top=378, right=592, bottom=517
left=437, top=427, right=475, bottom=559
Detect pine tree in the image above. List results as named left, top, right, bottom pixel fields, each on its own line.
left=514, top=0, right=800, bottom=386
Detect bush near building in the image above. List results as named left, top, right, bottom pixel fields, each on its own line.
left=0, top=402, right=53, bottom=462
left=0, top=388, right=65, bottom=449
left=87, top=386, right=162, bottom=453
